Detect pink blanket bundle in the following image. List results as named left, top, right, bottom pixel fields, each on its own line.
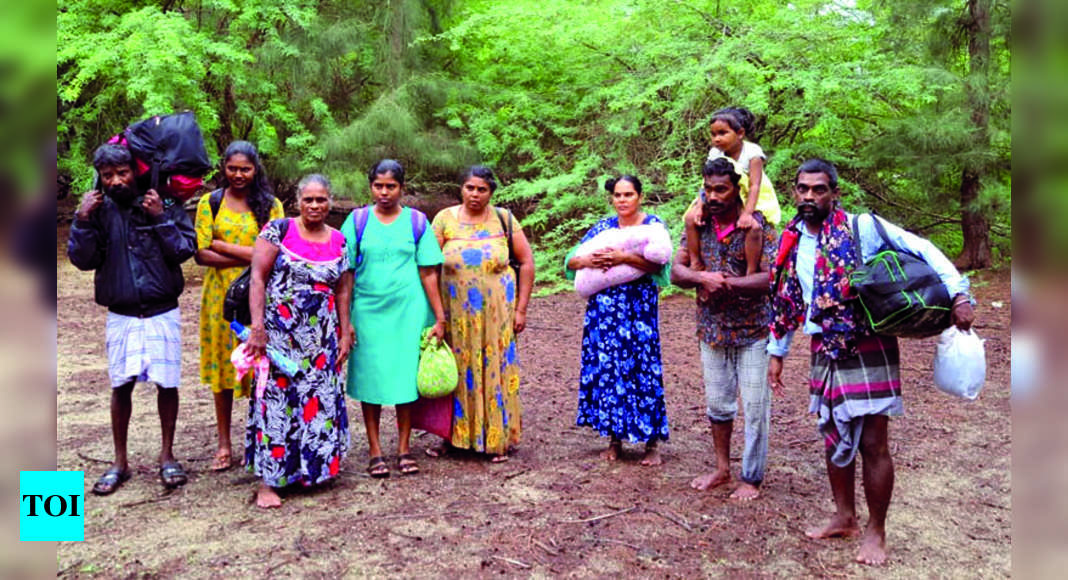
left=573, top=223, right=672, bottom=298
left=231, top=344, right=270, bottom=398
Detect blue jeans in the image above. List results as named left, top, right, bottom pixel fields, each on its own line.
left=700, top=339, right=770, bottom=486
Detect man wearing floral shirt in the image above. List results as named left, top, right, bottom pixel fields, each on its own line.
left=766, top=158, right=975, bottom=566
left=671, top=157, right=779, bottom=501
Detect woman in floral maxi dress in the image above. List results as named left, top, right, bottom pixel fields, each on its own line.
left=427, top=166, right=535, bottom=462
left=246, top=175, right=353, bottom=508
left=565, top=175, right=672, bottom=466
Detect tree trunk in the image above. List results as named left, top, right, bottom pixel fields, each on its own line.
left=213, top=82, right=236, bottom=157
left=957, top=0, right=992, bottom=269
left=958, top=168, right=991, bottom=269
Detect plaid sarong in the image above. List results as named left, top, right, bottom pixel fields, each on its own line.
left=809, top=334, right=902, bottom=467
left=106, top=308, right=182, bottom=389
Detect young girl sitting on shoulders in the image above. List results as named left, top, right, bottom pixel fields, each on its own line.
left=684, top=107, right=780, bottom=270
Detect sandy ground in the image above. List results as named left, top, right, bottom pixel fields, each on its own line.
left=56, top=218, right=1010, bottom=578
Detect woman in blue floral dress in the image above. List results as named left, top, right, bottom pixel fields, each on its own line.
left=565, top=175, right=672, bottom=465
left=246, top=175, right=353, bottom=508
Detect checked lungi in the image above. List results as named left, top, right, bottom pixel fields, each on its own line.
left=809, top=334, right=903, bottom=467
left=106, top=308, right=182, bottom=389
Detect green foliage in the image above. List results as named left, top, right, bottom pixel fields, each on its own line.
left=58, top=0, right=471, bottom=197
left=0, top=0, right=54, bottom=194
left=58, top=0, right=1010, bottom=277
left=431, top=0, right=1009, bottom=280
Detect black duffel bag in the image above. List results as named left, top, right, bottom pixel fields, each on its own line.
left=848, top=214, right=952, bottom=338
left=120, top=111, right=213, bottom=201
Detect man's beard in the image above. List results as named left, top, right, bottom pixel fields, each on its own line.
left=704, top=199, right=737, bottom=220
left=105, top=182, right=139, bottom=206
left=796, top=202, right=829, bottom=224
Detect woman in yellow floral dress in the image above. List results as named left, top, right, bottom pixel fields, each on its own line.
left=427, top=166, right=535, bottom=462
left=194, top=141, right=284, bottom=471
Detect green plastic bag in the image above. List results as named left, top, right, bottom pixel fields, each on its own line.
left=417, top=328, right=458, bottom=399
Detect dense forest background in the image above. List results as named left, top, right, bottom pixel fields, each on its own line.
left=57, top=0, right=1010, bottom=287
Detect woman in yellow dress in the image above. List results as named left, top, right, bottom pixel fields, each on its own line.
left=194, top=141, right=284, bottom=471
left=426, top=166, right=535, bottom=462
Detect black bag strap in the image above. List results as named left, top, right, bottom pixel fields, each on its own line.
left=494, top=207, right=514, bottom=254
left=868, top=212, right=897, bottom=252
left=209, top=189, right=224, bottom=219
left=852, top=212, right=901, bottom=267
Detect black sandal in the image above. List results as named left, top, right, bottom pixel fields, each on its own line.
left=92, top=467, right=131, bottom=496
left=159, top=461, right=188, bottom=489
left=397, top=453, right=420, bottom=475
left=367, top=456, right=390, bottom=478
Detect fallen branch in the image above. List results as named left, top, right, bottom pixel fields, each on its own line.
left=120, top=493, right=177, bottom=508
left=523, top=324, right=565, bottom=332
left=645, top=508, right=693, bottom=532
left=503, top=468, right=531, bottom=481
left=264, top=557, right=299, bottom=575
left=349, top=510, right=460, bottom=523
left=491, top=555, right=532, bottom=569
left=57, top=560, right=82, bottom=576
left=77, top=452, right=111, bottom=465
left=964, top=531, right=999, bottom=542
left=531, top=539, right=559, bottom=556
left=593, top=537, right=642, bottom=551
left=977, top=500, right=1009, bottom=510
left=561, top=506, right=637, bottom=524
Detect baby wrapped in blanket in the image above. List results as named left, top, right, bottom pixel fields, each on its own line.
left=573, top=222, right=673, bottom=298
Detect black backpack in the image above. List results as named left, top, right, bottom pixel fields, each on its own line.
left=848, top=213, right=953, bottom=338
left=115, top=111, right=212, bottom=201
left=223, top=218, right=290, bottom=326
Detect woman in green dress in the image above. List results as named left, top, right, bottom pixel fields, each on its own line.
left=342, top=159, right=446, bottom=478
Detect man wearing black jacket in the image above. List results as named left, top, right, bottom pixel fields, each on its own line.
left=67, top=144, right=197, bottom=495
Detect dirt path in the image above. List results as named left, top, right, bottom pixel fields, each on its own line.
left=56, top=222, right=1010, bottom=578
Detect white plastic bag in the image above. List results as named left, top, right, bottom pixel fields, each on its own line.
left=932, top=326, right=986, bottom=400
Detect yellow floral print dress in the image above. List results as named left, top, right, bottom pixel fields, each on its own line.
left=432, top=206, right=522, bottom=454
left=195, top=193, right=284, bottom=396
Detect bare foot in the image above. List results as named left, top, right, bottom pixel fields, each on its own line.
left=690, top=470, right=731, bottom=491
left=639, top=445, right=662, bottom=466
left=425, top=442, right=450, bottom=458
left=805, top=515, right=860, bottom=539
left=600, top=440, right=622, bottom=461
left=729, top=482, right=760, bottom=501
left=490, top=453, right=509, bottom=463
left=256, top=484, right=282, bottom=509
left=856, top=529, right=888, bottom=565
left=210, top=448, right=232, bottom=472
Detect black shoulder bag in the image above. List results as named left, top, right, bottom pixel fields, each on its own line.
left=223, top=218, right=290, bottom=326
left=848, top=213, right=953, bottom=338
